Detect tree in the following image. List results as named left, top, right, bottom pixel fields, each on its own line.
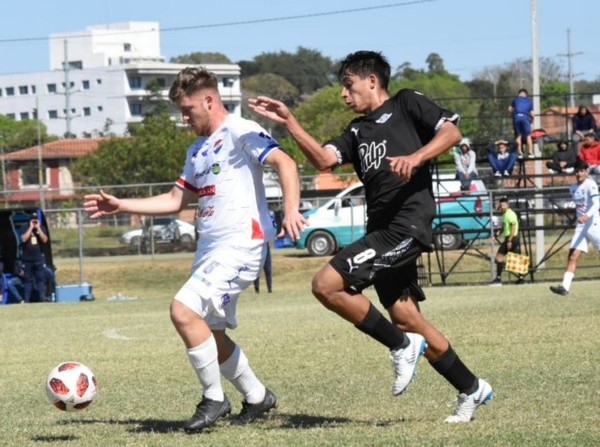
left=238, top=47, right=335, bottom=95
left=170, top=52, right=232, bottom=64
left=0, top=115, right=52, bottom=151
left=426, top=53, right=446, bottom=74
left=71, top=113, right=196, bottom=193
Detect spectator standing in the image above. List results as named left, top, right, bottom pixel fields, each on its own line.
left=454, top=138, right=478, bottom=191
left=19, top=212, right=49, bottom=302
left=487, top=140, right=518, bottom=177
left=572, top=106, right=597, bottom=149
left=550, top=159, right=600, bottom=296
left=578, top=132, right=600, bottom=175
left=546, top=140, right=576, bottom=174
left=491, top=197, right=520, bottom=285
left=508, top=89, right=534, bottom=158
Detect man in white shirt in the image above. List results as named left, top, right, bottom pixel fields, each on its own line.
left=550, top=159, right=600, bottom=295
left=84, top=67, right=307, bottom=432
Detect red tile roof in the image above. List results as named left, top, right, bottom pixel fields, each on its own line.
left=1, top=138, right=107, bottom=161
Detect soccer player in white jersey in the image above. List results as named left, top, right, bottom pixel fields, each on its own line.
left=84, top=67, right=307, bottom=432
left=550, top=159, right=600, bottom=296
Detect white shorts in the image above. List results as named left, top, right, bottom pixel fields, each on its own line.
left=174, top=241, right=267, bottom=330
left=570, top=220, right=600, bottom=253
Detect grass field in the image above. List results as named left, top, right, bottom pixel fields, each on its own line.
left=1, top=251, right=599, bottom=446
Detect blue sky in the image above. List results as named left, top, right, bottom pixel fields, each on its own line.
left=1, top=0, right=598, bottom=82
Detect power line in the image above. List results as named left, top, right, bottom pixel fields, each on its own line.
left=0, top=1, right=436, bottom=44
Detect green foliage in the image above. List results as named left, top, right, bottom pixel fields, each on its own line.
left=0, top=115, right=53, bottom=151
left=242, top=73, right=299, bottom=106
left=169, top=51, right=232, bottom=64
left=293, top=85, right=355, bottom=143
left=71, top=113, right=196, bottom=193
left=238, top=47, right=335, bottom=95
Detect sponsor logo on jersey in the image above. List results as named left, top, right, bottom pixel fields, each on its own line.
left=198, top=185, right=215, bottom=197
left=359, top=140, right=387, bottom=174
left=198, top=206, right=215, bottom=219
left=220, top=293, right=231, bottom=309
left=194, top=163, right=221, bottom=179
left=375, top=113, right=392, bottom=124
left=201, top=138, right=223, bottom=157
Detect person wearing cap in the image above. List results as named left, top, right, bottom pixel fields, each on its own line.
left=508, top=88, right=535, bottom=158
left=550, top=158, right=600, bottom=296
left=453, top=138, right=478, bottom=191
left=546, top=140, right=576, bottom=174
left=578, top=132, right=600, bottom=175
left=487, top=139, right=518, bottom=177
left=19, top=212, right=49, bottom=302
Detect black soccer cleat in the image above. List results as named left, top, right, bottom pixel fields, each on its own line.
left=549, top=285, right=569, bottom=296
left=184, top=395, right=232, bottom=433
left=232, top=388, right=277, bottom=425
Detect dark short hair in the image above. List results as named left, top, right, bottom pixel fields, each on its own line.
left=518, top=88, right=528, bottom=95
left=337, top=51, right=391, bottom=90
left=574, top=158, right=589, bottom=171
left=499, top=197, right=509, bottom=204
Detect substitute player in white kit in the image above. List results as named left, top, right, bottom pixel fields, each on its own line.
left=84, top=67, right=307, bottom=432
left=550, top=158, right=600, bottom=296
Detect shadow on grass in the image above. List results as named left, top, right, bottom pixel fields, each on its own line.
left=32, top=435, right=80, bottom=442
left=48, top=412, right=400, bottom=435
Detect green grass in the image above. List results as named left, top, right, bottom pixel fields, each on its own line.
left=1, top=251, right=599, bottom=446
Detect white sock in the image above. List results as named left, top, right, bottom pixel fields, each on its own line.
left=220, top=344, right=265, bottom=404
left=186, top=335, right=224, bottom=401
left=562, top=272, right=574, bottom=291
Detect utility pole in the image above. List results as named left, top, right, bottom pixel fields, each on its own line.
left=558, top=29, right=583, bottom=109
left=36, top=96, right=46, bottom=211
left=64, top=39, right=72, bottom=137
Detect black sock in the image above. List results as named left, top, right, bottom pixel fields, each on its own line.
left=429, top=346, right=477, bottom=393
left=497, top=262, right=505, bottom=278
left=355, top=303, right=408, bottom=350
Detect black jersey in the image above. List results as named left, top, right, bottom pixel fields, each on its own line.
left=325, top=89, right=459, bottom=247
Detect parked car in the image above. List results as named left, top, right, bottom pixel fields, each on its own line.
left=119, top=217, right=196, bottom=246
left=295, top=179, right=492, bottom=256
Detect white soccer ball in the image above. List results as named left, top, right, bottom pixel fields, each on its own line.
left=46, top=362, right=98, bottom=411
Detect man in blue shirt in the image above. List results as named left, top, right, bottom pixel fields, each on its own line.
left=508, top=89, right=534, bottom=158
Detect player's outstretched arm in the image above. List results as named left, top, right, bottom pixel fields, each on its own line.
left=83, top=190, right=122, bottom=219
left=248, top=96, right=337, bottom=171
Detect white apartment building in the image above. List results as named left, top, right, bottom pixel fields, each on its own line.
left=0, top=22, right=241, bottom=138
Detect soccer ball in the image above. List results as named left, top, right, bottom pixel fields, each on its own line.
left=46, top=362, right=97, bottom=411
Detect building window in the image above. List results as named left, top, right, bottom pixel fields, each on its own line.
left=48, top=110, right=58, bottom=119
left=20, top=112, right=29, bottom=120
left=130, top=103, right=143, bottom=116
left=6, top=113, right=15, bottom=120
left=31, top=85, right=36, bottom=94
left=47, top=83, right=57, bottom=93
left=98, top=105, right=103, bottom=112
left=61, top=81, right=75, bottom=89
left=82, top=80, right=90, bottom=90
left=0, top=88, right=3, bottom=97
left=129, top=77, right=142, bottom=89
left=20, top=162, right=47, bottom=187
left=33, top=109, right=38, bottom=119
left=124, top=43, right=131, bottom=52
left=157, top=78, right=166, bottom=88
left=223, top=78, right=235, bottom=87
left=96, top=79, right=102, bottom=85
left=83, top=107, right=91, bottom=116
left=6, top=87, right=15, bottom=96
left=19, top=85, right=28, bottom=95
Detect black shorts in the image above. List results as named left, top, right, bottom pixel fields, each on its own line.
left=498, top=236, right=521, bottom=255
left=329, top=228, right=426, bottom=309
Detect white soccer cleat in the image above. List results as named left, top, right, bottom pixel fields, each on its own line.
left=444, top=378, right=493, bottom=423
left=390, top=332, right=427, bottom=396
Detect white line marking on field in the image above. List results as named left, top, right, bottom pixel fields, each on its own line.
left=103, top=329, right=133, bottom=340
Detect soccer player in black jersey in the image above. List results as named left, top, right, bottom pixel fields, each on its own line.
left=249, top=50, right=493, bottom=423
